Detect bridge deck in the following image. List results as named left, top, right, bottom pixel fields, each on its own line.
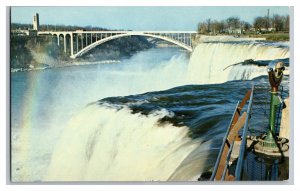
left=39, top=31, right=197, bottom=34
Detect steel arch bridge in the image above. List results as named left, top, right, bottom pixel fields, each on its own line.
left=38, top=31, right=196, bottom=58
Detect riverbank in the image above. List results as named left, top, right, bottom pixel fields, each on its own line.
left=193, top=35, right=265, bottom=45
left=193, top=33, right=289, bottom=46
left=10, top=59, right=122, bottom=73
left=249, top=33, right=289, bottom=42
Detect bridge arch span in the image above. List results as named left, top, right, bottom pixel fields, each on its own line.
left=71, top=32, right=192, bottom=59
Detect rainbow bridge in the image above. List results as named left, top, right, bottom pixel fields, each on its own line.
left=38, top=31, right=196, bottom=58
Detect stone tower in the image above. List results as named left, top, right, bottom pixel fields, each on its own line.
left=33, top=13, right=39, bottom=31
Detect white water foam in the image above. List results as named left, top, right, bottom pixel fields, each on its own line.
left=187, top=43, right=289, bottom=84
left=44, top=104, right=200, bottom=181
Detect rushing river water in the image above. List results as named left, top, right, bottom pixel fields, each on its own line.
left=11, top=42, right=289, bottom=181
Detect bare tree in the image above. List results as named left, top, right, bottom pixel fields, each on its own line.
left=226, top=17, right=240, bottom=30
left=219, top=20, right=226, bottom=33
left=283, top=15, right=289, bottom=32
left=240, top=21, right=252, bottom=33
left=197, top=22, right=207, bottom=34
left=210, top=20, right=219, bottom=34
left=272, top=14, right=284, bottom=32
left=253, top=16, right=267, bottom=31
left=196, top=13, right=289, bottom=35
left=206, top=18, right=212, bottom=33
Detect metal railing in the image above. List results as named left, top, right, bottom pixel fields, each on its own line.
left=234, top=85, right=254, bottom=180
left=210, top=85, right=254, bottom=181
left=210, top=101, right=240, bottom=181
left=221, top=141, right=235, bottom=180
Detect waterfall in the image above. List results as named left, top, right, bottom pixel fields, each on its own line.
left=187, top=42, right=289, bottom=84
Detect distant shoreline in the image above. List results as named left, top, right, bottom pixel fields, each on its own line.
left=10, top=59, right=121, bottom=73
left=194, top=33, right=289, bottom=43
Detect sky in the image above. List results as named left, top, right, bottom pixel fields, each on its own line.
left=11, top=6, right=290, bottom=31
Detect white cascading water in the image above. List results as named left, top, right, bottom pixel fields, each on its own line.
left=45, top=105, right=200, bottom=181
left=12, top=48, right=192, bottom=182
left=41, top=43, right=289, bottom=181
left=187, top=42, right=289, bottom=84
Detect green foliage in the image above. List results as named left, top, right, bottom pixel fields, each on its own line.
left=264, top=33, right=289, bottom=41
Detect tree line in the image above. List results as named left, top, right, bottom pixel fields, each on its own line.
left=197, top=14, right=289, bottom=35
left=11, top=23, right=111, bottom=32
